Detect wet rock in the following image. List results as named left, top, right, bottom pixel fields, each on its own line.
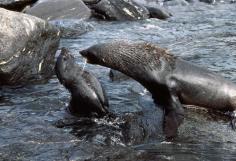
left=56, top=95, right=164, bottom=145
left=24, top=0, right=92, bottom=21
left=199, top=0, right=215, bottom=3
left=121, top=96, right=164, bottom=145
left=184, top=0, right=197, bottom=3
left=0, top=0, right=37, bottom=11
left=0, top=8, right=60, bottom=85
left=89, top=0, right=150, bottom=21
left=146, top=6, right=172, bottom=20
left=50, top=19, right=94, bottom=39
left=133, top=0, right=162, bottom=6
left=82, top=0, right=101, bottom=5
left=109, top=69, right=130, bottom=81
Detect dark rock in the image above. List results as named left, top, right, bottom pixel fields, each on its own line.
left=121, top=97, right=164, bottom=144
left=50, top=19, right=94, bottom=39
left=24, top=0, right=92, bottom=21
left=90, top=0, right=150, bottom=21
left=145, top=6, right=172, bottom=20
left=109, top=69, right=130, bottom=81
left=82, top=0, right=101, bottom=5
left=57, top=95, right=164, bottom=145
left=0, top=0, right=37, bottom=11
left=0, top=8, right=60, bottom=85
left=184, top=0, right=198, bottom=3
left=199, top=0, right=215, bottom=3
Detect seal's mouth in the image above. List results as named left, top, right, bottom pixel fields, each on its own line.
left=80, top=50, right=92, bottom=64
left=60, top=47, right=70, bottom=57
left=80, top=49, right=87, bottom=58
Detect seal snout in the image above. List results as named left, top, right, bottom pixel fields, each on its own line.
left=60, top=47, right=70, bottom=56
left=61, top=47, right=69, bottom=55
left=80, top=49, right=93, bottom=64
left=59, top=47, right=74, bottom=62
left=80, top=49, right=88, bottom=58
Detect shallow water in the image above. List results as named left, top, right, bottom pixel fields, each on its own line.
left=1, top=2, right=236, bottom=161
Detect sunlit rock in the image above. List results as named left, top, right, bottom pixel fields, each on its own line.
left=89, top=0, right=149, bottom=21
left=0, top=8, right=60, bottom=85
left=24, top=0, right=91, bottom=21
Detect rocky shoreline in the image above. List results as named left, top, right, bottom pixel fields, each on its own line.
left=0, top=0, right=236, bottom=160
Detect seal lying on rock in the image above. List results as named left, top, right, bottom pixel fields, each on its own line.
left=80, top=40, right=236, bottom=138
left=55, top=48, right=109, bottom=117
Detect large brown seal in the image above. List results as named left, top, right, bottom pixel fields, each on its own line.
left=80, top=40, right=236, bottom=138
left=55, top=47, right=109, bottom=118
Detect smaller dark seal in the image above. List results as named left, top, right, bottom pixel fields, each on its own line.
left=55, top=47, right=109, bottom=117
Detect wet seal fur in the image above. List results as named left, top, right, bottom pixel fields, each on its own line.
left=80, top=40, right=236, bottom=138
left=55, top=48, right=109, bottom=118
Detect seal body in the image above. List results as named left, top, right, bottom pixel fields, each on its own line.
left=80, top=40, right=236, bottom=137
left=55, top=48, right=109, bottom=117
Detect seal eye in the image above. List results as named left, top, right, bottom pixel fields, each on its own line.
left=63, top=57, right=67, bottom=61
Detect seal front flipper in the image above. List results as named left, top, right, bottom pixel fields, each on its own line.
left=163, top=94, right=185, bottom=139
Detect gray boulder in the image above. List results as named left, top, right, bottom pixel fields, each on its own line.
left=0, top=0, right=37, bottom=11
left=24, top=0, right=91, bottom=21
left=90, top=0, right=150, bottom=21
left=0, top=8, right=60, bottom=85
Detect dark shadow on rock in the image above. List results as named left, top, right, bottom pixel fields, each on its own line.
left=109, top=69, right=130, bottom=82
left=0, top=0, right=38, bottom=12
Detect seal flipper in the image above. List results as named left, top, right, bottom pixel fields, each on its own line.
left=163, top=94, right=185, bottom=139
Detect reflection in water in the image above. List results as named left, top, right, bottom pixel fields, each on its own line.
left=1, top=2, right=236, bottom=161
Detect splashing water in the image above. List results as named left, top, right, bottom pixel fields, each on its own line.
left=82, top=58, right=87, bottom=72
